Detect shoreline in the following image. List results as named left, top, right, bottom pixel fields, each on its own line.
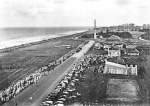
left=0, top=40, right=94, bottom=106
left=0, top=30, right=88, bottom=53
left=0, top=37, right=85, bottom=90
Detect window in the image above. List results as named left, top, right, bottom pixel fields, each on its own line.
left=109, top=69, right=114, bottom=74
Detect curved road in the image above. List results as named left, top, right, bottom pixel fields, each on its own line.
left=129, top=31, right=150, bottom=45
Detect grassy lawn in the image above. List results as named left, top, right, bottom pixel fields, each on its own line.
left=140, top=54, right=150, bottom=104
left=127, top=31, right=150, bottom=104
left=128, top=31, right=145, bottom=39
left=106, top=79, right=139, bottom=100
left=76, top=66, right=108, bottom=103
left=71, top=64, right=147, bottom=105
left=86, top=45, right=107, bottom=55
left=81, top=44, right=150, bottom=105
left=0, top=38, right=83, bottom=90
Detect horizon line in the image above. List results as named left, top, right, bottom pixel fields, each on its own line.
left=0, top=26, right=95, bottom=28
left=0, top=24, right=146, bottom=28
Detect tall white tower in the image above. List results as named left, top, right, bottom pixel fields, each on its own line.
left=94, top=20, right=97, bottom=39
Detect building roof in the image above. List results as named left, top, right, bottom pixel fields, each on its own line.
left=105, top=61, right=126, bottom=68
left=107, top=56, right=126, bottom=65
left=107, top=56, right=138, bottom=65
left=126, top=48, right=139, bottom=53
left=105, top=35, right=124, bottom=44
left=136, top=45, right=150, bottom=49
left=109, top=47, right=120, bottom=50
left=123, top=57, right=138, bottom=65
left=126, top=45, right=137, bottom=49
left=126, top=38, right=140, bottom=43
left=108, top=35, right=123, bottom=41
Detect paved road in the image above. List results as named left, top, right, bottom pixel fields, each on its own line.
left=2, top=40, right=94, bottom=106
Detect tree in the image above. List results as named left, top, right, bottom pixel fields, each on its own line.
left=138, top=66, right=146, bottom=78
left=106, top=29, right=109, bottom=34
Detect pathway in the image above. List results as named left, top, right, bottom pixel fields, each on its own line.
left=2, top=40, right=94, bottom=106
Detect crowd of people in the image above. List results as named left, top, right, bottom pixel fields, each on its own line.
left=41, top=54, right=108, bottom=106
left=0, top=41, right=88, bottom=105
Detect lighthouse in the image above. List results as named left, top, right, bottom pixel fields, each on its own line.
left=94, top=20, right=97, bottom=39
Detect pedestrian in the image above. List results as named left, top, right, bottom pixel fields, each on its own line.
left=30, top=96, right=32, bottom=102
left=15, top=103, right=18, bottom=106
left=35, top=81, right=38, bottom=86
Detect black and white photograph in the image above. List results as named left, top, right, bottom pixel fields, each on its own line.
left=0, top=0, right=150, bottom=106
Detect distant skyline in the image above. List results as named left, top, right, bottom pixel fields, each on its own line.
left=0, top=0, right=150, bottom=27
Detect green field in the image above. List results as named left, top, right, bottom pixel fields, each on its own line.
left=0, top=38, right=83, bottom=90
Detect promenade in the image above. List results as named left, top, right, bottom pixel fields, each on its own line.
left=2, top=40, right=94, bottom=106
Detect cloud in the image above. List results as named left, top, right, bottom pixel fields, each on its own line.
left=15, top=10, right=31, bottom=18
left=0, top=0, right=150, bottom=27
left=116, top=0, right=129, bottom=7
left=53, top=0, right=65, bottom=3
left=82, top=0, right=99, bottom=1
left=0, top=0, right=56, bottom=17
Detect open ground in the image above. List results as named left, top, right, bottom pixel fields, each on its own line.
left=0, top=36, right=84, bottom=91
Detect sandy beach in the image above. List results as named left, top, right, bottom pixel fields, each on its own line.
left=0, top=30, right=87, bottom=53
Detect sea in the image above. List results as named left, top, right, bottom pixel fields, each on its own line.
left=0, top=27, right=92, bottom=49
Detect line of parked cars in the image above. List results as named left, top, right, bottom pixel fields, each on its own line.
left=41, top=68, right=85, bottom=106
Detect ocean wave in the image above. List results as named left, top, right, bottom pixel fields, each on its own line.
left=0, top=30, right=86, bottom=50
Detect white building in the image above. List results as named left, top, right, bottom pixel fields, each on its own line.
left=104, top=61, right=127, bottom=75
left=125, top=48, right=139, bottom=56
left=94, top=42, right=103, bottom=49
left=104, top=57, right=138, bottom=75
left=108, top=47, right=120, bottom=57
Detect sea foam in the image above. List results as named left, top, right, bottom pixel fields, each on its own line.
left=0, top=30, right=86, bottom=50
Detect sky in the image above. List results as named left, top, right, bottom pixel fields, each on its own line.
left=0, top=0, right=150, bottom=27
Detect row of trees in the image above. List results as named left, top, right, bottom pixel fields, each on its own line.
left=81, top=31, right=132, bottom=39
left=141, top=31, right=150, bottom=40
left=77, top=69, right=107, bottom=103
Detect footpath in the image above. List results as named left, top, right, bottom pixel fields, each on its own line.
left=2, top=40, right=94, bottom=106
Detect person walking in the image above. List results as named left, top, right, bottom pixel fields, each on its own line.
left=15, top=103, right=18, bottom=106
left=29, top=96, right=32, bottom=102
left=35, top=81, right=38, bottom=86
